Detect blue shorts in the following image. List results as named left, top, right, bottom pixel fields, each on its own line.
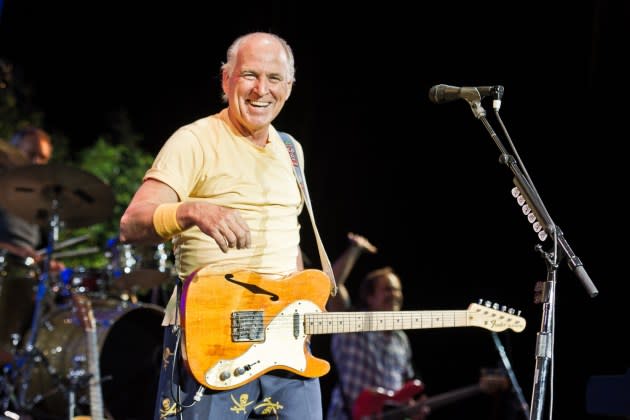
left=155, top=326, right=323, bottom=419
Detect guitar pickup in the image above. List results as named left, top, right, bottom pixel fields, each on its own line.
left=231, top=311, right=265, bottom=342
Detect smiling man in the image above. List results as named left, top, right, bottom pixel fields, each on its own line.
left=119, top=32, right=328, bottom=419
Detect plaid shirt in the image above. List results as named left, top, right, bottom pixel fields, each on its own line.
left=326, top=330, right=415, bottom=420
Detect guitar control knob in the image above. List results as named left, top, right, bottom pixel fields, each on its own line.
left=219, top=371, right=231, bottom=381
left=234, top=363, right=254, bottom=376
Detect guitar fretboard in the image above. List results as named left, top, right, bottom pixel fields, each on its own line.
left=86, top=329, right=105, bottom=420
left=305, top=310, right=470, bottom=334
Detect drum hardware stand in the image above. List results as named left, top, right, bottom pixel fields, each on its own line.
left=66, top=355, right=92, bottom=420
left=65, top=354, right=113, bottom=420
left=15, top=198, right=62, bottom=412
left=21, top=346, right=64, bottom=405
left=1, top=361, right=16, bottom=414
left=0, top=333, right=23, bottom=415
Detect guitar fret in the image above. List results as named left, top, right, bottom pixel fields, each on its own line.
left=72, top=294, right=105, bottom=420
left=305, top=310, right=470, bottom=334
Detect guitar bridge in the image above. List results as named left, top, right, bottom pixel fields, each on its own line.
left=231, top=311, right=265, bottom=342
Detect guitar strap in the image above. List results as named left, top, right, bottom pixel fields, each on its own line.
left=279, top=131, right=337, bottom=296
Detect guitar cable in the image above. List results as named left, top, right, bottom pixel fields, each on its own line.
left=169, top=327, right=204, bottom=408
left=491, top=332, right=529, bottom=419
left=167, top=283, right=205, bottom=415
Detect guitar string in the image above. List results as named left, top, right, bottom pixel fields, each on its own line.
left=232, top=313, right=471, bottom=329
left=227, top=310, right=522, bottom=334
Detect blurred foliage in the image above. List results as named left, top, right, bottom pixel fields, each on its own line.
left=60, top=137, right=155, bottom=270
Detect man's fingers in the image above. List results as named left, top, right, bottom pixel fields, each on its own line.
left=228, top=212, right=251, bottom=249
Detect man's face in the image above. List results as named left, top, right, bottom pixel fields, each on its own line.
left=222, top=35, right=293, bottom=136
left=366, top=273, right=404, bottom=311
left=17, top=135, right=52, bottom=164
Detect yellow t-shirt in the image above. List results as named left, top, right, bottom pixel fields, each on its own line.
left=144, top=109, right=304, bottom=324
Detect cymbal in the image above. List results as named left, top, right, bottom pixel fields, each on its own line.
left=0, top=139, right=28, bottom=170
left=0, top=163, right=115, bottom=228
left=111, top=269, right=172, bottom=291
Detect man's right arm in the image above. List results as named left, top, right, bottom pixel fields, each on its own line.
left=119, top=179, right=180, bottom=245
left=119, top=178, right=252, bottom=252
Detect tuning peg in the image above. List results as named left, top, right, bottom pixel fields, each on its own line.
left=507, top=307, right=522, bottom=316
left=479, top=300, right=521, bottom=316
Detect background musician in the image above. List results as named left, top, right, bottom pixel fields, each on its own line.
left=326, top=233, right=428, bottom=420
left=0, top=126, right=64, bottom=363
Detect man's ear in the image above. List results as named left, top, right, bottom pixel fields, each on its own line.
left=221, top=70, right=229, bottom=95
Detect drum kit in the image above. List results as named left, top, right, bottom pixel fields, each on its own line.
left=0, top=140, right=172, bottom=420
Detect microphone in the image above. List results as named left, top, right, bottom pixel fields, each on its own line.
left=428, top=84, right=504, bottom=104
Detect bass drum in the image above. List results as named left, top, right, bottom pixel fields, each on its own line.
left=27, top=298, right=164, bottom=420
left=0, top=250, right=39, bottom=362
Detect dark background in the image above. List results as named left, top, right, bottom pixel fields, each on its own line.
left=1, top=1, right=629, bottom=419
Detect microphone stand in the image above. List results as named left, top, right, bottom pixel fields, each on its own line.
left=461, top=92, right=598, bottom=420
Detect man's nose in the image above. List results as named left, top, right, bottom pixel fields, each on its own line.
left=254, top=78, right=269, bottom=95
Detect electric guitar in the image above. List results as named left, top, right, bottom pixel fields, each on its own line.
left=352, top=369, right=510, bottom=419
left=180, top=269, right=526, bottom=391
left=72, top=293, right=106, bottom=420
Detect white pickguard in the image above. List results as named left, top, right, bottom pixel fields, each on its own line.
left=204, top=300, right=321, bottom=389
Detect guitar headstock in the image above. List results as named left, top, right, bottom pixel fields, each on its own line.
left=72, top=293, right=96, bottom=331
left=466, top=301, right=526, bottom=333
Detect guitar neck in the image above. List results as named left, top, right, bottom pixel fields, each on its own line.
left=72, top=293, right=108, bottom=420
left=306, top=310, right=471, bottom=334
left=86, top=329, right=105, bottom=420
left=425, top=383, right=482, bottom=410
left=372, top=384, right=484, bottom=420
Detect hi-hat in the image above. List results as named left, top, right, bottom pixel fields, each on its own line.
left=0, top=163, right=115, bottom=228
left=0, top=139, right=28, bottom=171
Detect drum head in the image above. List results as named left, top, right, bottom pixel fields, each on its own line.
left=24, top=298, right=164, bottom=420
left=0, top=252, right=39, bottom=361
left=100, top=302, right=164, bottom=419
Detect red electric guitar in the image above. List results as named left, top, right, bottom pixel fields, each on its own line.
left=352, top=369, right=510, bottom=420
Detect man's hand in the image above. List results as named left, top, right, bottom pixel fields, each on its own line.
left=348, top=232, right=378, bottom=254
left=185, top=202, right=251, bottom=253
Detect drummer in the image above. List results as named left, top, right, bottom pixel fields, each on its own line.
left=0, top=126, right=65, bottom=271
